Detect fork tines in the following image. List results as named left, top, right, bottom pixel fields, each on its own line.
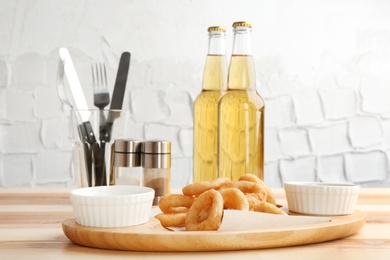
left=91, top=63, right=108, bottom=93
left=92, top=62, right=110, bottom=110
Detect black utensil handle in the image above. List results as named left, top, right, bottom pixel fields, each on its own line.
left=110, top=52, right=131, bottom=110
left=77, top=124, right=93, bottom=187
left=93, top=142, right=108, bottom=186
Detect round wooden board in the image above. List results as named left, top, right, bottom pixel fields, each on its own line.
left=62, top=210, right=366, bottom=252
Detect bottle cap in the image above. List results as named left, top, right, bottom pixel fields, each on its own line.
left=232, top=21, right=252, bottom=28
left=208, top=26, right=226, bottom=32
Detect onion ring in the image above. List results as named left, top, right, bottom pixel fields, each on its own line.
left=238, top=173, right=262, bottom=183
left=245, top=194, right=286, bottom=215
left=185, top=189, right=224, bottom=231
left=158, top=194, right=195, bottom=214
left=182, top=177, right=231, bottom=197
left=232, top=180, right=267, bottom=200
left=197, top=205, right=211, bottom=223
left=254, top=201, right=287, bottom=215
left=239, top=173, right=277, bottom=205
left=155, top=212, right=187, bottom=227
left=245, top=193, right=266, bottom=211
left=219, top=188, right=249, bottom=210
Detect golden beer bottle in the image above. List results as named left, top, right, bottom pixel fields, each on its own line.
left=193, top=26, right=228, bottom=182
left=218, top=21, right=265, bottom=180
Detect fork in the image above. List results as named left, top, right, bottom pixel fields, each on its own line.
left=91, top=63, right=110, bottom=186
left=92, top=63, right=110, bottom=110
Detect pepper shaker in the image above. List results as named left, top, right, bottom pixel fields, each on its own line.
left=141, top=140, right=171, bottom=205
left=112, top=139, right=143, bottom=186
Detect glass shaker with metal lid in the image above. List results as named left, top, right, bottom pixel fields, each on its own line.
left=111, top=139, right=143, bottom=186
left=141, top=140, right=171, bottom=205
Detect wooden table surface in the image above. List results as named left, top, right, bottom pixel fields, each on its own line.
left=0, top=188, right=389, bottom=259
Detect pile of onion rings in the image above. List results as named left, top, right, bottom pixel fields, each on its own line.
left=154, top=173, right=285, bottom=231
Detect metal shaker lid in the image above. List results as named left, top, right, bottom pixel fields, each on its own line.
left=114, top=139, right=142, bottom=153
left=113, top=139, right=142, bottom=167
left=141, top=140, right=171, bottom=168
left=141, top=140, right=171, bottom=154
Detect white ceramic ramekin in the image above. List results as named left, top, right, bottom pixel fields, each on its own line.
left=284, top=182, right=359, bottom=216
left=70, top=185, right=155, bottom=228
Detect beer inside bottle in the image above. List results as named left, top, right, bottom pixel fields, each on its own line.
left=193, top=26, right=228, bottom=182
left=218, top=21, right=265, bottom=181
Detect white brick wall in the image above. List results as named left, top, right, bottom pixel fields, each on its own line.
left=1, top=0, right=390, bottom=188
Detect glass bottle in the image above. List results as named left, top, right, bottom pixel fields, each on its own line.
left=218, top=21, right=265, bottom=181
left=193, top=26, right=228, bottom=182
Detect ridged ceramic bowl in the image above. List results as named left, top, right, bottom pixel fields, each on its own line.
left=70, top=185, right=155, bottom=228
left=284, top=182, right=359, bottom=216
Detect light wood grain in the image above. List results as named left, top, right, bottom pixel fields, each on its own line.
left=62, top=211, right=366, bottom=251
left=1, top=188, right=390, bottom=259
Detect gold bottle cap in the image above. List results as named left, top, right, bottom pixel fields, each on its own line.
left=232, top=21, right=252, bottom=28
left=208, top=26, right=226, bottom=32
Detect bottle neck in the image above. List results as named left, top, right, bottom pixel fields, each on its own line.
left=232, top=26, right=252, bottom=55
left=201, top=31, right=228, bottom=91
left=208, top=31, right=226, bottom=55
left=228, top=26, right=256, bottom=90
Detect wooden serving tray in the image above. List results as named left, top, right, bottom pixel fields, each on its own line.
left=62, top=210, right=366, bottom=252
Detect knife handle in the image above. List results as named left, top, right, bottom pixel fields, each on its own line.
left=110, top=52, right=131, bottom=110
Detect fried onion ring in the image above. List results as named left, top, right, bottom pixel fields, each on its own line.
left=239, top=173, right=277, bottom=205
left=255, top=201, right=287, bottom=215
left=219, top=188, right=249, bottom=210
left=232, top=180, right=267, bottom=200
left=197, top=205, right=211, bottom=223
left=238, top=173, right=262, bottom=183
left=182, top=177, right=231, bottom=197
left=185, top=189, right=224, bottom=231
left=158, top=194, right=195, bottom=214
left=155, top=212, right=187, bottom=227
left=245, top=193, right=286, bottom=215
left=245, top=193, right=266, bottom=210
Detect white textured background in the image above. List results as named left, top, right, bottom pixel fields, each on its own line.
left=1, top=0, right=390, bottom=188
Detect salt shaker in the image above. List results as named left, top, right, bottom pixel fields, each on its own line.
left=112, top=139, right=143, bottom=186
left=141, top=140, right=171, bottom=205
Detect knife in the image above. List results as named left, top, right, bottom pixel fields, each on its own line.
left=59, top=47, right=97, bottom=186
left=59, top=47, right=97, bottom=144
left=97, top=52, right=131, bottom=186
left=101, top=52, right=131, bottom=143
left=111, top=52, right=131, bottom=110
left=59, top=48, right=90, bottom=119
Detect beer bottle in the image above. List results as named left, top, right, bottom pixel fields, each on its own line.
left=193, top=26, right=228, bottom=182
left=218, top=21, right=265, bottom=180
